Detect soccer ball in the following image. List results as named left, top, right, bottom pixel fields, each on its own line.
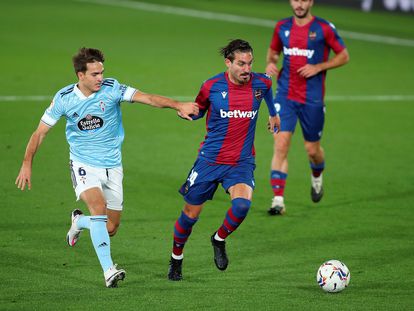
left=316, top=260, right=350, bottom=293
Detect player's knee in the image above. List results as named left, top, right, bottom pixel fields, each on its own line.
left=307, top=149, right=317, bottom=159
left=183, top=204, right=202, bottom=219
left=304, top=141, right=319, bottom=156
left=232, top=198, right=251, bottom=218
left=306, top=146, right=320, bottom=159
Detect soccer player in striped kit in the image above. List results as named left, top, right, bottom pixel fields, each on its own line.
left=168, top=39, right=280, bottom=281
left=15, top=47, right=199, bottom=287
left=265, top=0, right=350, bottom=215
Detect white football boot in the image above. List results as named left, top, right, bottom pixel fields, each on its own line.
left=104, top=264, right=126, bottom=288
left=66, top=209, right=83, bottom=247
left=268, top=196, right=286, bottom=216
left=311, top=174, right=324, bottom=203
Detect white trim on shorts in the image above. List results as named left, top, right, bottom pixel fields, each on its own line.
left=69, top=160, right=124, bottom=211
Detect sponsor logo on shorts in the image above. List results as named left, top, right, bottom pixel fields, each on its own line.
left=77, top=114, right=104, bottom=131
left=220, top=109, right=258, bottom=119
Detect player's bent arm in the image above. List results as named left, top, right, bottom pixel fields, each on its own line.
left=318, top=48, right=350, bottom=72
left=265, top=48, right=280, bottom=76
left=298, top=49, right=350, bottom=78
left=131, top=91, right=199, bottom=120
left=15, top=122, right=51, bottom=190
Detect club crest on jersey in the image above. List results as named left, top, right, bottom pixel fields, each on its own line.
left=99, top=100, right=106, bottom=112
left=284, top=30, right=290, bottom=37
left=78, top=114, right=104, bottom=132
left=221, top=91, right=227, bottom=99
left=254, top=89, right=263, bottom=101
left=309, top=31, right=317, bottom=40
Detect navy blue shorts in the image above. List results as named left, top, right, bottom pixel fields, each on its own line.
left=179, top=157, right=256, bottom=205
left=274, top=94, right=325, bottom=142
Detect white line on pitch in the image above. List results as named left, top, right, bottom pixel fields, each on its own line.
left=75, top=0, right=414, bottom=48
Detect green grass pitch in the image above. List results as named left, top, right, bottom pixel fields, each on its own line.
left=1, top=0, right=413, bottom=310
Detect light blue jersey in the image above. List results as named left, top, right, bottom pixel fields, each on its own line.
left=41, top=78, right=136, bottom=168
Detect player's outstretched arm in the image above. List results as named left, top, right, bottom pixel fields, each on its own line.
left=132, top=91, right=199, bottom=120
left=16, top=122, right=51, bottom=191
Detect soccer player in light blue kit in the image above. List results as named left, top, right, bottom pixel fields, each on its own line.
left=15, top=47, right=199, bottom=287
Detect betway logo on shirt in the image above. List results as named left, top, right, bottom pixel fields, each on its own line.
left=284, top=46, right=315, bottom=59
left=220, top=109, right=258, bottom=119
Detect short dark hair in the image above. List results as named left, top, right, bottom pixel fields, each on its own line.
left=219, top=39, right=253, bottom=62
left=72, top=47, right=105, bottom=74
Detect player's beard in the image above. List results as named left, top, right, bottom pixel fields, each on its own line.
left=293, top=7, right=309, bottom=19
left=238, top=72, right=250, bottom=84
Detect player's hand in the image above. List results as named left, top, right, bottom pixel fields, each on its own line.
left=265, top=63, right=279, bottom=76
left=15, top=163, right=32, bottom=191
left=267, top=115, right=280, bottom=133
left=177, top=102, right=199, bottom=121
left=297, top=64, right=322, bottom=78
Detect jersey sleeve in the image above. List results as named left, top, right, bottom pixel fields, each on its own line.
left=269, top=22, right=283, bottom=53
left=111, top=78, right=137, bottom=103
left=263, top=81, right=277, bottom=117
left=40, top=93, right=65, bottom=127
left=192, top=82, right=211, bottom=120
left=324, top=22, right=346, bottom=54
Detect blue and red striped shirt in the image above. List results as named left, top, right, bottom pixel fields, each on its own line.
left=270, top=16, right=346, bottom=105
left=193, top=72, right=276, bottom=165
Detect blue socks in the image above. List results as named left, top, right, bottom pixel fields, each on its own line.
left=172, top=212, right=198, bottom=259
left=89, top=215, right=113, bottom=272
left=76, top=215, right=91, bottom=230
left=310, top=161, right=325, bottom=177
left=217, top=198, right=251, bottom=239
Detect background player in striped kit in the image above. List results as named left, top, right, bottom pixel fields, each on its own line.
left=168, top=39, right=280, bottom=281
left=265, top=0, right=350, bottom=215
left=15, top=47, right=199, bottom=287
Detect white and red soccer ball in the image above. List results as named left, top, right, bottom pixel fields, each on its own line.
left=316, top=260, right=350, bottom=293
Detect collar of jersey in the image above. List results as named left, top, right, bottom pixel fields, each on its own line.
left=74, top=84, right=97, bottom=100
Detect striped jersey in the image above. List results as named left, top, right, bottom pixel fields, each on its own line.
left=41, top=78, right=136, bottom=168
left=270, top=16, right=346, bottom=105
left=193, top=72, right=276, bottom=165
